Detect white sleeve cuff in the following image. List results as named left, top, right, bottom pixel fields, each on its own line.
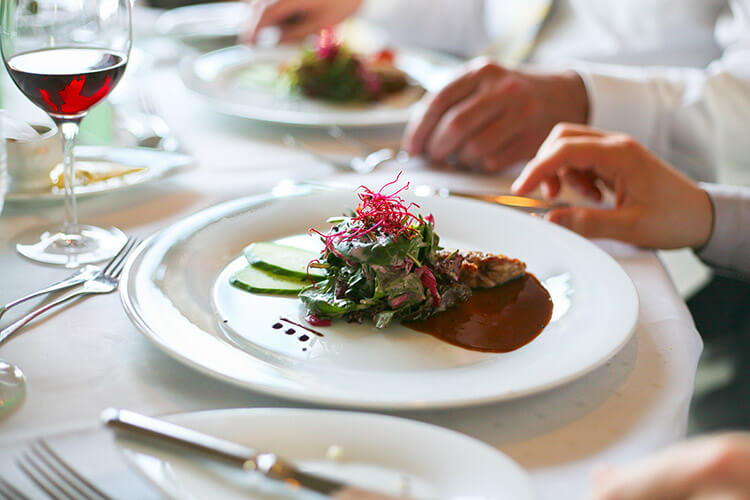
left=697, top=183, right=750, bottom=277
left=574, top=66, right=669, bottom=158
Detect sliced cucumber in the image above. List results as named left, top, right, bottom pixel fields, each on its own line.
left=244, top=242, right=326, bottom=281
left=230, top=265, right=310, bottom=295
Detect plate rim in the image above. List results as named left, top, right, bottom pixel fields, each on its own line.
left=120, top=189, right=639, bottom=410
left=125, top=406, right=537, bottom=500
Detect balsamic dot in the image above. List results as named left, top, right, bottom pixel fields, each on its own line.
left=223, top=319, right=228, bottom=323
left=272, top=323, right=283, bottom=329
left=302, top=348, right=307, bottom=352
left=285, top=329, right=295, bottom=335
left=299, top=334, right=310, bottom=342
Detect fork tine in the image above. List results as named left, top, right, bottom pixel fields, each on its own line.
left=27, top=443, right=96, bottom=500
left=107, top=238, right=139, bottom=280
left=102, top=237, right=134, bottom=276
left=0, top=475, right=31, bottom=500
left=36, top=441, right=110, bottom=500
left=17, top=452, right=65, bottom=500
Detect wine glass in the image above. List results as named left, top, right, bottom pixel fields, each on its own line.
left=0, top=111, right=26, bottom=416
left=1, top=0, right=132, bottom=267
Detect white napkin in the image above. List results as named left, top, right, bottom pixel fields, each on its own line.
left=0, top=110, right=43, bottom=142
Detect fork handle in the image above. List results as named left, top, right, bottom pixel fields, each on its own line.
left=0, top=289, right=87, bottom=346
left=0, top=266, right=97, bottom=320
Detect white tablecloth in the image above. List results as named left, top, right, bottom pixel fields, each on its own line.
left=0, top=65, right=703, bottom=500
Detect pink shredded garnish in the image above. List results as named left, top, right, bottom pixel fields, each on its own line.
left=305, top=314, right=331, bottom=327
left=316, top=29, right=339, bottom=61
left=389, top=293, right=409, bottom=308
left=310, top=172, right=424, bottom=257
left=357, top=63, right=382, bottom=96
left=416, top=266, right=440, bottom=307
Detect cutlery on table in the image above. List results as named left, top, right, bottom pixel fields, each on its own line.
left=103, top=408, right=404, bottom=500
left=0, top=265, right=100, bottom=321
left=411, top=184, right=570, bottom=213
left=283, top=133, right=399, bottom=175
left=300, top=180, right=567, bottom=213
left=15, top=439, right=111, bottom=500
left=0, top=237, right=140, bottom=346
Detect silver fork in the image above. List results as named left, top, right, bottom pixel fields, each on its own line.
left=0, top=237, right=139, bottom=346
left=17, top=440, right=111, bottom=500
left=0, top=474, right=30, bottom=500
left=0, top=265, right=100, bottom=322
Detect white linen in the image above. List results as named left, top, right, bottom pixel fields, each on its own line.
left=360, top=0, right=750, bottom=185
left=0, top=67, right=704, bottom=500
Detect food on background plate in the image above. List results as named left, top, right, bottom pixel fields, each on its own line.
left=281, top=30, right=421, bottom=103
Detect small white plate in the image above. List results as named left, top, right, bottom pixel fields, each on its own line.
left=119, top=408, right=535, bottom=500
left=121, top=185, right=638, bottom=409
left=6, top=146, right=192, bottom=203
left=180, top=45, right=458, bottom=127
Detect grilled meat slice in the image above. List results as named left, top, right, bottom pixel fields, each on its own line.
left=437, top=250, right=526, bottom=289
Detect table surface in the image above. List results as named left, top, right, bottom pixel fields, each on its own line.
left=0, top=43, right=703, bottom=500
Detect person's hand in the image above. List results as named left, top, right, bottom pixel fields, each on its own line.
left=588, top=433, right=750, bottom=500
left=511, top=123, right=714, bottom=249
left=241, top=0, right=362, bottom=45
left=402, top=58, right=589, bottom=172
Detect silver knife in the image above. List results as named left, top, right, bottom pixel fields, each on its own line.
left=102, top=409, right=404, bottom=500
left=299, top=180, right=567, bottom=213
left=411, top=184, right=568, bottom=213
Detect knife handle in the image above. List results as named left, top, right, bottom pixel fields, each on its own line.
left=102, top=408, right=256, bottom=467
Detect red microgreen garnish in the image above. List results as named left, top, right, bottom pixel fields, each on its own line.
left=316, top=29, right=340, bottom=61
left=310, top=172, right=423, bottom=255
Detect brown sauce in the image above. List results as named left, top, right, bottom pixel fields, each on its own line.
left=405, top=274, right=552, bottom=353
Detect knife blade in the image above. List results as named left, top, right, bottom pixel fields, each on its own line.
left=102, top=409, right=404, bottom=500
left=298, top=180, right=567, bottom=213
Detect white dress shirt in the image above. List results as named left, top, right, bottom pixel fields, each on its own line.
left=361, top=0, right=750, bottom=186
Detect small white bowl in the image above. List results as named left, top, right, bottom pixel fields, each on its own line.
left=7, top=123, right=62, bottom=193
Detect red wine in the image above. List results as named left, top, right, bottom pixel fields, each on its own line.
left=6, top=48, right=126, bottom=118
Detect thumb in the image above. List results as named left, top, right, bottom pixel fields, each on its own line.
left=546, top=207, right=637, bottom=242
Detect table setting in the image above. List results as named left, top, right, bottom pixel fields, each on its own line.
left=0, top=2, right=705, bottom=500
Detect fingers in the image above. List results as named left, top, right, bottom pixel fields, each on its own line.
left=546, top=207, right=638, bottom=242
left=561, top=168, right=603, bottom=202
left=403, top=61, right=505, bottom=156
left=455, top=89, right=530, bottom=166
left=512, top=135, right=624, bottom=196
left=244, top=0, right=304, bottom=43
left=482, top=131, right=540, bottom=173
left=425, top=88, right=508, bottom=162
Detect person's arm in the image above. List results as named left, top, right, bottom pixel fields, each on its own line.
left=575, top=0, right=750, bottom=184
left=698, top=183, right=750, bottom=276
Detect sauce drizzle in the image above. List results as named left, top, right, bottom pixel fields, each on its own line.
left=405, top=274, right=552, bottom=353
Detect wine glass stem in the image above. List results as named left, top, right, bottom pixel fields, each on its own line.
left=57, top=120, right=81, bottom=237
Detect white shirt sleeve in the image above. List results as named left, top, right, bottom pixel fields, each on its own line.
left=358, top=0, right=491, bottom=58
left=698, top=183, right=750, bottom=277
left=576, top=0, right=750, bottom=185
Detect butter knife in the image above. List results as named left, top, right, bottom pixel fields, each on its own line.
left=102, top=409, right=403, bottom=500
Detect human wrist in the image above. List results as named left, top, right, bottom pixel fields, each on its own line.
left=535, top=70, right=589, bottom=125
left=693, top=187, right=715, bottom=250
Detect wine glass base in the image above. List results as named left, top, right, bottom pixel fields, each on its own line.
left=0, top=360, right=26, bottom=417
left=16, top=224, right=127, bottom=268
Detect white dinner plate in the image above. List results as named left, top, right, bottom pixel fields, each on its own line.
left=180, top=45, right=458, bottom=127
left=121, top=183, right=638, bottom=409
left=119, top=408, right=535, bottom=500
left=6, top=146, right=193, bottom=203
